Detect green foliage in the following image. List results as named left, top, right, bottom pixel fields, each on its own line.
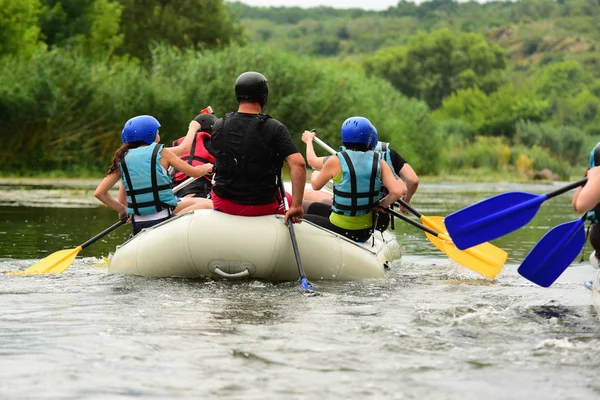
left=118, top=0, right=244, bottom=61
left=515, top=121, right=586, bottom=164
left=363, top=28, right=506, bottom=109
left=0, top=45, right=440, bottom=175
left=535, top=60, right=591, bottom=99
left=0, top=0, right=41, bottom=57
left=434, top=85, right=550, bottom=138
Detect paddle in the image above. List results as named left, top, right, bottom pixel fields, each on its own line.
left=312, top=136, right=508, bottom=278
left=444, top=178, right=587, bottom=250
left=277, top=174, right=315, bottom=292
left=17, top=175, right=202, bottom=275
left=17, top=219, right=127, bottom=275
left=517, top=216, right=586, bottom=287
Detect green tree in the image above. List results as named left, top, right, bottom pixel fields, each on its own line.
left=118, top=0, right=244, bottom=61
left=0, top=0, right=41, bottom=57
left=363, top=28, right=506, bottom=109
left=535, top=60, right=591, bottom=99
left=39, top=0, right=123, bottom=59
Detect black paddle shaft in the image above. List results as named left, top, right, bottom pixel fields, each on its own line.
left=387, top=209, right=439, bottom=237
left=80, top=219, right=127, bottom=250
left=277, top=175, right=308, bottom=281
left=546, top=178, right=588, bottom=200
left=395, top=198, right=421, bottom=218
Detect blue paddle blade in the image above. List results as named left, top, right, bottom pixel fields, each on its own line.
left=445, top=192, right=546, bottom=250
left=518, top=218, right=586, bottom=288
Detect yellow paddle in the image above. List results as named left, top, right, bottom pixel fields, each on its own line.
left=17, top=220, right=128, bottom=275
left=15, top=175, right=201, bottom=275
left=312, top=136, right=508, bottom=278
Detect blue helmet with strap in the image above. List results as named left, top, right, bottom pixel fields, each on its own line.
left=341, top=117, right=376, bottom=147
left=122, top=115, right=161, bottom=145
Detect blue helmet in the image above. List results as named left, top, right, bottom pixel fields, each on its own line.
left=369, top=125, right=379, bottom=150
left=121, top=115, right=160, bottom=145
left=341, top=116, right=376, bottom=147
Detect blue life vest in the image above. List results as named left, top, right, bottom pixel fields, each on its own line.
left=332, top=150, right=382, bottom=217
left=119, top=143, right=178, bottom=216
left=374, top=141, right=394, bottom=173
left=586, top=142, right=600, bottom=223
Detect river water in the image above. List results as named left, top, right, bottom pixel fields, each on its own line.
left=0, top=179, right=598, bottom=399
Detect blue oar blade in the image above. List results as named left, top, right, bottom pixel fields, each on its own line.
left=518, top=218, right=586, bottom=288
left=445, top=192, right=544, bottom=250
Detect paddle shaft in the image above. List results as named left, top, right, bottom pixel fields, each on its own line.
left=395, top=198, right=421, bottom=218
left=313, top=136, right=336, bottom=155
left=277, top=175, right=309, bottom=286
left=82, top=176, right=196, bottom=250
left=546, top=178, right=587, bottom=199
left=81, top=219, right=127, bottom=250
left=172, top=175, right=202, bottom=193
left=454, top=178, right=589, bottom=235
left=387, top=209, right=439, bottom=237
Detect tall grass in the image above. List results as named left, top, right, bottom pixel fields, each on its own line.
left=0, top=45, right=439, bottom=175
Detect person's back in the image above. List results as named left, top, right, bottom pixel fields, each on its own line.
left=305, top=116, right=406, bottom=242
left=212, top=112, right=286, bottom=204
left=171, top=108, right=217, bottom=199
left=210, top=71, right=306, bottom=222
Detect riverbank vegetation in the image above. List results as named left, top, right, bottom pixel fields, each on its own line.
left=1, top=0, right=599, bottom=180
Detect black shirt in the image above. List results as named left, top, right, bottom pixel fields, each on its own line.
left=211, top=112, right=299, bottom=204
left=388, top=148, right=406, bottom=175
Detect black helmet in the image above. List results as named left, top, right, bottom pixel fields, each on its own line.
left=235, top=71, right=269, bottom=107
left=193, top=113, right=218, bottom=133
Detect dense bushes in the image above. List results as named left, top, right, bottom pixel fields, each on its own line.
left=0, top=45, right=440, bottom=175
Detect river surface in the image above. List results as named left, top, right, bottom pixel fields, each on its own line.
left=0, top=179, right=599, bottom=399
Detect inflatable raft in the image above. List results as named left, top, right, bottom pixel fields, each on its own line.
left=107, top=209, right=402, bottom=281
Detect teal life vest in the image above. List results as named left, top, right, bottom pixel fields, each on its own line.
left=332, top=150, right=382, bottom=217
left=374, top=141, right=395, bottom=174
left=586, top=142, right=600, bottom=223
left=119, top=143, right=178, bottom=216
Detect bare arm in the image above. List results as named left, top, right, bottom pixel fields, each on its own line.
left=573, top=167, right=600, bottom=213
left=94, top=170, right=127, bottom=220
left=161, top=147, right=212, bottom=178
left=398, top=163, right=419, bottom=203
left=302, top=130, right=327, bottom=170
left=379, top=161, right=407, bottom=208
left=286, top=152, right=307, bottom=208
left=169, top=120, right=201, bottom=157
left=311, top=156, right=340, bottom=191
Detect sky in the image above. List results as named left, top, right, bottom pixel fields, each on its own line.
left=232, top=0, right=403, bottom=11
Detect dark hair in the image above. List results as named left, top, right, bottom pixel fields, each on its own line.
left=342, top=142, right=369, bottom=152
left=107, top=142, right=145, bottom=175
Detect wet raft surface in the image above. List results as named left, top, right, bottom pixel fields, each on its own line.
left=0, top=180, right=599, bottom=399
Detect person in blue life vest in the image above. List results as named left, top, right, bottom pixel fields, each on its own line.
left=302, top=128, right=419, bottom=213
left=94, top=115, right=213, bottom=235
left=303, top=116, right=406, bottom=243
left=573, top=142, right=600, bottom=270
left=170, top=107, right=217, bottom=199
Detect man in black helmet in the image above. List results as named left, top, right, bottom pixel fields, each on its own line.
left=171, top=107, right=217, bottom=199
left=210, top=71, right=306, bottom=223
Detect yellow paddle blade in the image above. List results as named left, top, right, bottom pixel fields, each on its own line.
left=421, top=216, right=507, bottom=279
left=17, top=246, right=83, bottom=275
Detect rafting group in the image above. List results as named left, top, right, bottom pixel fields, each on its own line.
left=20, top=70, right=600, bottom=296
left=94, top=70, right=420, bottom=247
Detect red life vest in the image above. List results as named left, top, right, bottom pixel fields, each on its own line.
left=171, top=131, right=214, bottom=184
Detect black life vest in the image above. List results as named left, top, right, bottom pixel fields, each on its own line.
left=211, top=112, right=281, bottom=205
